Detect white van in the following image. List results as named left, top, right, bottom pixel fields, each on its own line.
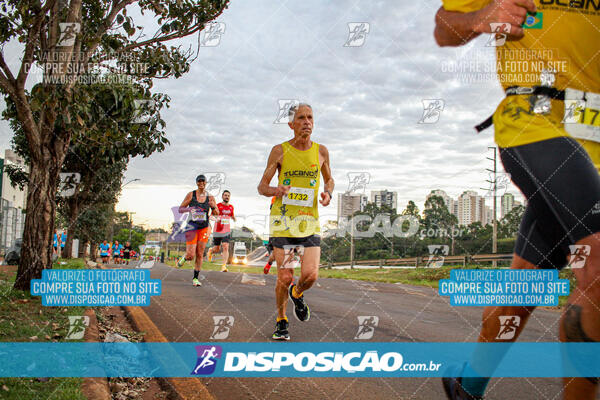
left=232, top=242, right=247, bottom=264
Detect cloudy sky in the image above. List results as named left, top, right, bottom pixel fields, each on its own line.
left=0, top=0, right=524, bottom=235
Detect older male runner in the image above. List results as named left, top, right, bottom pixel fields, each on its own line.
left=434, top=1, right=600, bottom=399
left=258, top=103, right=334, bottom=341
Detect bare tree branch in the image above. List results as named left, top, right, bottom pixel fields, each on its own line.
left=16, top=14, right=44, bottom=90
left=0, top=51, right=16, bottom=82
left=0, top=72, right=16, bottom=98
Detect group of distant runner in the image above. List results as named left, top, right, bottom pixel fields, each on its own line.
left=52, top=230, right=67, bottom=256
left=98, top=240, right=135, bottom=265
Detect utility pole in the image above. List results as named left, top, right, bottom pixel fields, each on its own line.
left=128, top=212, right=136, bottom=241
left=350, top=217, right=355, bottom=269
left=484, top=147, right=498, bottom=267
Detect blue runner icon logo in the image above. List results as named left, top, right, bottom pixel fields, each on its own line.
left=191, top=345, right=223, bottom=375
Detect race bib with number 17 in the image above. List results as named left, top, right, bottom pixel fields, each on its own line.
left=564, top=88, right=600, bottom=143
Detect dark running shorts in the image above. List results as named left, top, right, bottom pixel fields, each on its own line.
left=213, top=234, right=231, bottom=246
left=266, top=237, right=274, bottom=254
left=500, top=137, right=600, bottom=269
left=271, top=235, right=321, bottom=249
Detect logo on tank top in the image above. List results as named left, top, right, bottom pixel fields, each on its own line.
left=283, top=167, right=319, bottom=179
left=539, top=0, right=600, bottom=12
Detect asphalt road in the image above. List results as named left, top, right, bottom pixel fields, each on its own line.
left=122, top=262, right=591, bottom=400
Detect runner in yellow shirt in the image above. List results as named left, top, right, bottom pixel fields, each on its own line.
left=434, top=1, right=600, bottom=399
left=258, top=103, right=334, bottom=341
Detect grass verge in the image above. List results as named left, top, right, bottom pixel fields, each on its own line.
left=0, top=259, right=90, bottom=400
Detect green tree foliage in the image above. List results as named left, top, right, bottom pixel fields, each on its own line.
left=113, top=228, right=145, bottom=253
left=0, top=0, right=229, bottom=290
left=499, top=205, right=525, bottom=239
left=402, top=200, right=420, bottom=219
left=423, top=195, right=458, bottom=238
left=70, top=203, right=113, bottom=260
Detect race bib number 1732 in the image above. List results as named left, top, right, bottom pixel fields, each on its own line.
left=282, top=187, right=314, bottom=207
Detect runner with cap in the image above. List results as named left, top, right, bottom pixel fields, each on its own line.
left=177, top=174, right=219, bottom=286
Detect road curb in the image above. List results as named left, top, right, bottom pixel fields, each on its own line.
left=122, top=305, right=215, bottom=400
left=81, top=308, right=111, bottom=400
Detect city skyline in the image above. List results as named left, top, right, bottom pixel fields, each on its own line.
left=337, top=187, right=524, bottom=227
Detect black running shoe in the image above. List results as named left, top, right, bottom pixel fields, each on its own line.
left=288, top=283, right=310, bottom=322
left=442, top=364, right=484, bottom=400
left=272, top=319, right=290, bottom=341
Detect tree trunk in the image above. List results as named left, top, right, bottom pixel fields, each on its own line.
left=63, top=200, right=80, bottom=259
left=13, top=110, right=71, bottom=290
left=89, top=242, right=97, bottom=262
left=14, top=156, right=61, bottom=290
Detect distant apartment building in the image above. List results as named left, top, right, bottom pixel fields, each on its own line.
left=1, top=149, right=28, bottom=254
left=337, top=193, right=367, bottom=219
left=370, top=190, right=398, bottom=211
left=457, top=190, right=493, bottom=226
left=500, top=192, right=522, bottom=219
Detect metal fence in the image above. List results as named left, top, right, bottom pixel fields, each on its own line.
left=0, top=199, right=25, bottom=256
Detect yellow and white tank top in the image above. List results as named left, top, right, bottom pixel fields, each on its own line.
left=270, top=141, right=321, bottom=238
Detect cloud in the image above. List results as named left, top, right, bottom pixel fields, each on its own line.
left=0, top=0, right=525, bottom=232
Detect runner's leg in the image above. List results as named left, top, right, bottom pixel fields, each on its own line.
left=294, top=246, right=320, bottom=296
left=185, top=242, right=197, bottom=261
left=221, top=242, right=229, bottom=266
left=274, top=247, right=293, bottom=320
left=208, top=244, right=220, bottom=262
left=460, top=205, right=566, bottom=396
left=561, top=233, right=600, bottom=400
left=196, top=241, right=206, bottom=271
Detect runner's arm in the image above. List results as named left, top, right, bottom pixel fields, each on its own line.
left=434, top=0, right=536, bottom=47
left=319, top=144, right=334, bottom=206
left=209, top=196, right=219, bottom=215
left=178, top=191, right=193, bottom=213
left=434, top=7, right=481, bottom=46
left=257, top=145, right=289, bottom=197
